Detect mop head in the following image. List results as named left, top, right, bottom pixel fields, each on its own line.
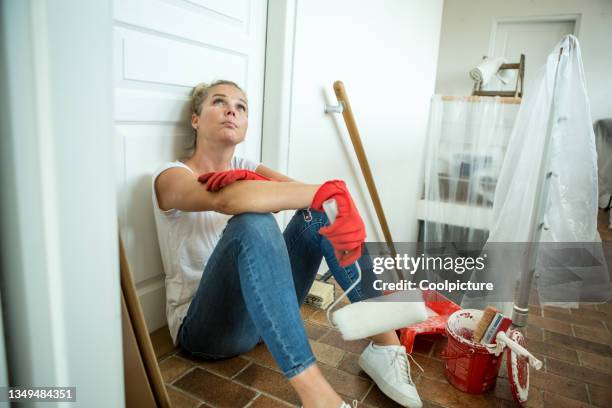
left=332, top=291, right=428, bottom=340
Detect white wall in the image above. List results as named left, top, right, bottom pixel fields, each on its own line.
left=282, top=0, right=444, bottom=242
left=0, top=0, right=124, bottom=406
left=435, top=0, right=612, bottom=122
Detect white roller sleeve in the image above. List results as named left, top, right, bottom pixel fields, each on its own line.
left=333, top=298, right=428, bottom=340
left=321, top=198, right=428, bottom=340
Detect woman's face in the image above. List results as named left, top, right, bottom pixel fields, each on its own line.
left=192, top=84, right=248, bottom=147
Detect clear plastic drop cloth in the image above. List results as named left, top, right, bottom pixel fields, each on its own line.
left=460, top=35, right=612, bottom=314
left=418, top=96, right=519, bottom=304
left=420, top=96, right=520, bottom=244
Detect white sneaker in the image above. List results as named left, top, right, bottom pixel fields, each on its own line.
left=358, top=342, right=423, bottom=408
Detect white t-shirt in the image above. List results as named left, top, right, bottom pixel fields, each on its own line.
left=151, top=157, right=260, bottom=345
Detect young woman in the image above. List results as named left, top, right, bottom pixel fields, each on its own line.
left=152, top=80, right=422, bottom=408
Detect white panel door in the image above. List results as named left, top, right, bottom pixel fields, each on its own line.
left=114, top=0, right=267, bottom=331
left=488, top=20, right=575, bottom=94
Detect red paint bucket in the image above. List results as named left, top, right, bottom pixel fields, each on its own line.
left=441, top=309, right=503, bottom=394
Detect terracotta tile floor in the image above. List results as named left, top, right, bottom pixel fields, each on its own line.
left=150, top=211, right=612, bottom=407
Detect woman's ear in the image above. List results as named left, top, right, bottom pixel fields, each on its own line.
left=191, top=113, right=199, bottom=130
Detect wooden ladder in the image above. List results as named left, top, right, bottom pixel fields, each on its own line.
left=472, top=54, right=525, bottom=98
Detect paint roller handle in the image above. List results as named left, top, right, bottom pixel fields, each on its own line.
left=496, top=331, right=543, bottom=370
left=323, top=198, right=359, bottom=266
left=322, top=199, right=339, bottom=224
left=322, top=198, right=363, bottom=328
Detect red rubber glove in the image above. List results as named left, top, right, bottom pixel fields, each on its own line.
left=198, top=169, right=272, bottom=192
left=311, top=180, right=366, bottom=267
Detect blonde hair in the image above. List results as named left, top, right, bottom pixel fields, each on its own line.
left=190, top=80, right=245, bottom=116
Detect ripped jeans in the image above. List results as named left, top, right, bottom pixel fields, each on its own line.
left=177, top=209, right=381, bottom=378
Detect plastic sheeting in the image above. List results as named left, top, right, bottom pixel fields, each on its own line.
left=420, top=96, right=519, bottom=244
left=461, top=35, right=611, bottom=314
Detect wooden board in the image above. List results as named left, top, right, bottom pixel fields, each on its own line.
left=120, top=235, right=171, bottom=408
left=122, top=293, right=157, bottom=407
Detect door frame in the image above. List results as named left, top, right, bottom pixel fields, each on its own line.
left=261, top=0, right=298, bottom=226
left=261, top=0, right=297, bottom=176
left=487, top=14, right=582, bottom=57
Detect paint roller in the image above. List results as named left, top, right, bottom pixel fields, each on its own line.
left=321, top=199, right=428, bottom=340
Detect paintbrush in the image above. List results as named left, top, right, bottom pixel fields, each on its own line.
left=473, top=306, right=498, bottom=343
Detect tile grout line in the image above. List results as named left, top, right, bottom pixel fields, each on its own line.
left=170, top=365, right=198, bottom=386
left=250, top=390, right=298, bottom=407
left=242, top=391, right=261, bottom=408
left=240, top=355, right=283, bottom=374
left=172, top=353, right=207, bottom=375
left=157, top=349, right=179, bottom=365
left=543, top=309, right=607, bottom=329
left=585, top=383, right=593, bottom=406
left=171, top=365, right=293, bottom=407
left=360, top=382, right=375, bottom=404
left=336, top=349, right=347, bottom=369
left=166, top=383, right=207, bottom=406
left=187, top=361, right=298, bottom=406
left=232, top=361, right=254, bottom=379
left=258, top=389, right=298, bottom=407
left=229, top=374, right=299, bottom=407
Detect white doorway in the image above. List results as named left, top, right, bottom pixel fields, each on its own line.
left=113, top=0, right=268, bottom=332
left=486, top=16, right=578, bottom=94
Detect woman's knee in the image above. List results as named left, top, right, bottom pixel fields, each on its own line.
left=230, top=212, right=276, bottom=228
left=228, top=212, right=280, bottom=238
left=226, top=213, right=289, bottom=260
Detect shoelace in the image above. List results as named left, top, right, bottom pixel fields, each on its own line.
left=391, top=348, right=424, bottom=385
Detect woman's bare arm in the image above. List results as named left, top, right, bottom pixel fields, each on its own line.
left=155, top=167, right=319, bottom=214
left=155, top=167, right=220, bottom=212
left=215, top=180, right=320, bottom=214
left=255, top=164, right=296, bottom=182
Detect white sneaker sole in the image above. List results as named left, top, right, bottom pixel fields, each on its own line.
left=358, top=354, right=423, bottom=408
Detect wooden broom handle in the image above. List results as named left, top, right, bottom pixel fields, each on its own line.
left=333, top=81, right=397, bottom=257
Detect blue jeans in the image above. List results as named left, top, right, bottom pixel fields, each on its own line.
left=177, top=209, right=380, bottom=378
